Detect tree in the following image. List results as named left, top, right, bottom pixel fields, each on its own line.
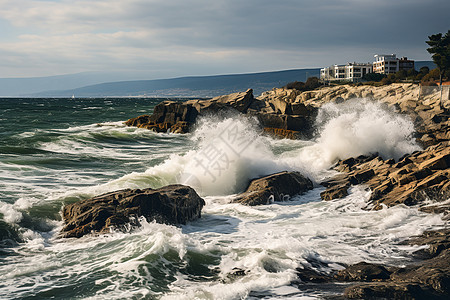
left=284, top=77, right=321, bottom=91
left=426, top=30, right=450, bottom=104
left=304, top=76, right=321, bottom=90
left=419, top=66, right=430, bottom=75
left=381, top=74, right=396, bottom=85
left=285, top=81, right=305, bottom=90
left=422, top=68, right=440, bottom=83
left=395, top=70, right=407, bottom=80
left=362, top=72, right=386, bottom=82
left=407, top=68, right=418, bottom=80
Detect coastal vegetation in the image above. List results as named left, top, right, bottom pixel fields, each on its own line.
left=283, top=76, right=321, bottom=91
left=426, top=30, right=450, bottom=88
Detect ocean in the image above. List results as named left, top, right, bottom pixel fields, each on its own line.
left=0, top=97, right=446, bottom=299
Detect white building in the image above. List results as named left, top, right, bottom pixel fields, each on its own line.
left=320, top=62, right=373, bottom=82
left=373, top=54, right=415, bottom=75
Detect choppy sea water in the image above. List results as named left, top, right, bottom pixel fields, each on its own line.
left=0, top=97, right=447, bottom=299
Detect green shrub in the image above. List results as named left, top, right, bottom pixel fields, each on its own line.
left=362, top=72, right=386, bottom=82
left=284, top=77, right=321, bottom=91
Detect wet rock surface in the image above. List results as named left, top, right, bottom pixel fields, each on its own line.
left=61, top=185, right=205, bottom=238
left=294, top=228, right=450, bottom=299
left=233, top=171, right=314, bottom=205
left=320, top=141, right=450, bottom=214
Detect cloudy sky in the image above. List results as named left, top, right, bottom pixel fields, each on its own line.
left=0, top=0, right=449, bottom=79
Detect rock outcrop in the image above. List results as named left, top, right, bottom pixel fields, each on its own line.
left=294, top=228, right=450, bottom=299
left=122, top=82, right=450, bottom=299
left=260, top=83, right=449, bottom=145
left=320, top=141, right=450, bottom=213
left=234, top=171, right=314, bottom=205
left=61, top=185, right=205, bottom=238
left=343, top=228, right=450, bottom=299
left=125, top=88, right=319, bottom=139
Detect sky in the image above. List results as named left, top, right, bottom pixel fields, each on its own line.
left=0, top=0, right=449, bottom=79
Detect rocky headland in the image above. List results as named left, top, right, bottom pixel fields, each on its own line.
left=62, top=82, right=449, bottom=298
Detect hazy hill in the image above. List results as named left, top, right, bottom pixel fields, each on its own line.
left=31, top=69, right=321, bottom=98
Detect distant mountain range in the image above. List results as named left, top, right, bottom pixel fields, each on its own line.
left=0, top=61, right=436, bottom=98
left=29, top=68, right=321, bottom=98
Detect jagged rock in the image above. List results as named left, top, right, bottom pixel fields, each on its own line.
left=124, top=101, right=198, bottom=133
left=320, top=182, right=350, bottom=201
left=61, top=185, right=205, bottom=238
left=337, top=230, right=450, bottom=299
left=319, top=141, right=450, bottom=213
left=335, top=262, right=393, bottom=282
left=389, top=249, right=450, bottom=295
left=291, top=229, right=450, bottom=299
left=125, top=88, right=318, bottom=139
left=234, top=171, right=313, bottom=205
left=344, top=282, right=435, bottom=299
left=296, top=267, right=332, bottom=283
left=250, top=110, right=317, bottom=139
left=210, top=89, right=254, bottom=113
left=125, top=89, right=254, bottom=133
left=409, top=229, right=450, bottom=258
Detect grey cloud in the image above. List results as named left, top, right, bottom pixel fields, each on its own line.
left=0, top=0, right=448, bottom=77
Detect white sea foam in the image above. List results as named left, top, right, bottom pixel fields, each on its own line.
left=1, top=187, right=445, bottom=299
left=160, top=187, right=445, bottom=299
left=0, top=202, right=23, bottom=223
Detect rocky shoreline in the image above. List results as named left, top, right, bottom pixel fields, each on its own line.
left=293, top=228, right=450, bottom=299
left=61, top=82, right=449, bottom=299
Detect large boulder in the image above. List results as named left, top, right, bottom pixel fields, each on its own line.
left=234, top=171, right=314, bottom=205
left=61, top=185, right=205, bottom=238
left=124, top=101, right=198, bottom=133
left=209, top=88, right=254, bottom=113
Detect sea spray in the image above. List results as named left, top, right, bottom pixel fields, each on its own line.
left=178, top=114, right=290, bottom=195
left=291, top=98, right=420, bottom=173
